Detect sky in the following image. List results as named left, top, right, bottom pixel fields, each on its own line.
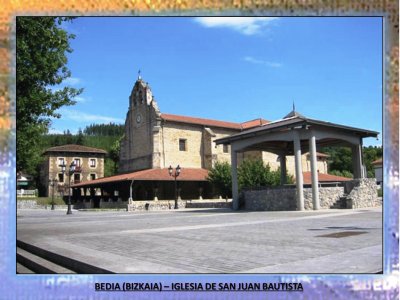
left=50, top=17, right=383, bottom=147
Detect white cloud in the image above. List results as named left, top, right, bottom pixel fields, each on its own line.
left=63, top=77, right=81, bottom=85
left=48, top=128, right=64, bottom=134
left=244, top=56, right=282, bottom=68
left=194, top=17, right=278, bottom=35
left=61, top=109, right=124, bottom=124
left=74, top=96, right=88, bottom=103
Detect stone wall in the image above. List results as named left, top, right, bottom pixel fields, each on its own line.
left=244, top=187, right=298, bottom=211
left=243, top=179, right=380, bottom=211
left=17, top=200, right=68, bottom=210
left=346, top=178, right=381, bottom=208
left=127, top=200, right=185, bottom=211
left=303, top=187, right=344, bottom=209
left=186, top=199, right=232, bottom=209
left=17, top=200, right=37, bottom=209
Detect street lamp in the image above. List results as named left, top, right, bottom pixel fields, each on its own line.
left=168, top=165, right=181, bottom=209
left=48, top=178, right=58, bottom=210
left=59, top=161, right=76, bottom=215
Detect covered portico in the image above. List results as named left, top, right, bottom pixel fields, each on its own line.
left=215, top=111, right=379, bottom=211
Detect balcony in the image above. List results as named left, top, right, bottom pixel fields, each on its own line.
left=74, top=166, right=82, bottom=173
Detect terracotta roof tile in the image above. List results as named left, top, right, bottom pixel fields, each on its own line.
left=302, top=172, right=351, bottom=184
left=372, top=158, right=382, bottom=165
left=304, top=152, right=330, bottom=158
left=72, top=168, right=209, bottom=188
left=240, top=118, right=269, bottom=129
left=161, top=113, right=268, bottom=130
left=44, top=144, right=107, bottom=155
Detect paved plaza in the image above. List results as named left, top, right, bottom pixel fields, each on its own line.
left=17, top=207, right=382, bottom=273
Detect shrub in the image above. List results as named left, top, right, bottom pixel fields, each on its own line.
left=207, top=161, right=232, bottom=198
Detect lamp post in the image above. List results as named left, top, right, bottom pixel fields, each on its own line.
left=59, top=161, right=76, bottom=215
left=48, top=178, right=58, bottom=210
left=168, top=165, right=181, bottom=209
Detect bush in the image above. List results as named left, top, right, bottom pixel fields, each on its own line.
left=207, top=161, right=232, bottom=198
left=238, top=159, right=293, bottom=189
left=207, top=159, right=295, bottom=196
left=329, top=170, right=353, bottom=178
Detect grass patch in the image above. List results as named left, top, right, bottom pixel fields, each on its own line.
left=377, top=188, right=383, bottom=197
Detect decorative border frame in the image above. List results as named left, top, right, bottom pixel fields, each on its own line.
left=1, top=1, right=398, bottom=299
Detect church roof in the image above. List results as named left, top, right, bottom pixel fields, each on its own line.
left=71, top=168, right=209, bottom=188
left=161, top=113, right=269, bottom=131
left=302, top=172, right=351, bottom=184
left=43, top=144, right=107, bottom=155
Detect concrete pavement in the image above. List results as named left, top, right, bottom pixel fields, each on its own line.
left=17, top=207, right=382, bottom=273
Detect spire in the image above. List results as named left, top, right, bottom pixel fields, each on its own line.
left=283, top=102, right=305, bottom=119
left=138, top=69, right=141, bottom=80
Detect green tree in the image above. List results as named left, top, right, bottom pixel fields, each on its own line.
left=108, top=137, right=122, bottom=174
left=76, top=128, right=85, bottom=145
left=17, top=17, right=82, bottom=174
left=207, top=161, right=232, bottom=198
left=238, top=159, right=275, bottom=189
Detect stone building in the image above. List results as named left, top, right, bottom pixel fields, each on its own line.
left=118, top=76, right=329, bottom=177
left=41, top=144, right=107, bottom=197
left=72, top=76, right=348, bottom=205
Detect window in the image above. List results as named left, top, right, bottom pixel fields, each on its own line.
left=58, top=157, right=65, bottom=167
left=89, top=158, right=96, bottom=168
left=90, top=174, right=96, bottom=181
left=58, top=173, right=64, bottom=183
left=179, top=139, right=187, bottom=151
left=74, top=158, right=81, bottom=167
left=223, top=144, right=229, bottom=153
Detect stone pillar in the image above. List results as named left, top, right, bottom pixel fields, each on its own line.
left=309, top=134, right=320, bottom=210
left=293, top=131, right=304, bottom=211
left=231, top=149, right=239, bottom=210
left=352, top=144, right=364, bottom=179
left=279, top=154, right=287, bottom=185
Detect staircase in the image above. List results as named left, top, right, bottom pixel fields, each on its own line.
left=16, top=240, right=113, bottom=274
left=330, top=195, right=351, bottom=209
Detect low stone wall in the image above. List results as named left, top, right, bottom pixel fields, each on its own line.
left=303, top=187, right=344, bottom=209
left=17, top=200, right=68, bottom=210
left=127, top=200, right=185, bottom=211
left=244, top=187, right=297, bottom=211
left=185, top=199, right=232, bottom=209
left=243, top=179, right=380, bottom=211
left=17, top=200, right=37, bottom=209
left=346, top=178, right=381, bottom=208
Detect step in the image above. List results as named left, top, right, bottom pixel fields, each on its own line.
left=16, top=262, right=34, bottom=274
left=17, top=240, right=113, bottom=274
left=17, top=247, right=75, bottom=274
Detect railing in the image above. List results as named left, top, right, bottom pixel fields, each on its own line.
left=17, top=189, right=36, bottom=197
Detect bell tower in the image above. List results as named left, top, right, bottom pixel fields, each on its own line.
left=119, top=72, right=163, bottom=173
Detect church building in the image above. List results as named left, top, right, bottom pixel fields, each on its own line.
left=72, top=75, right=345, bottom=204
